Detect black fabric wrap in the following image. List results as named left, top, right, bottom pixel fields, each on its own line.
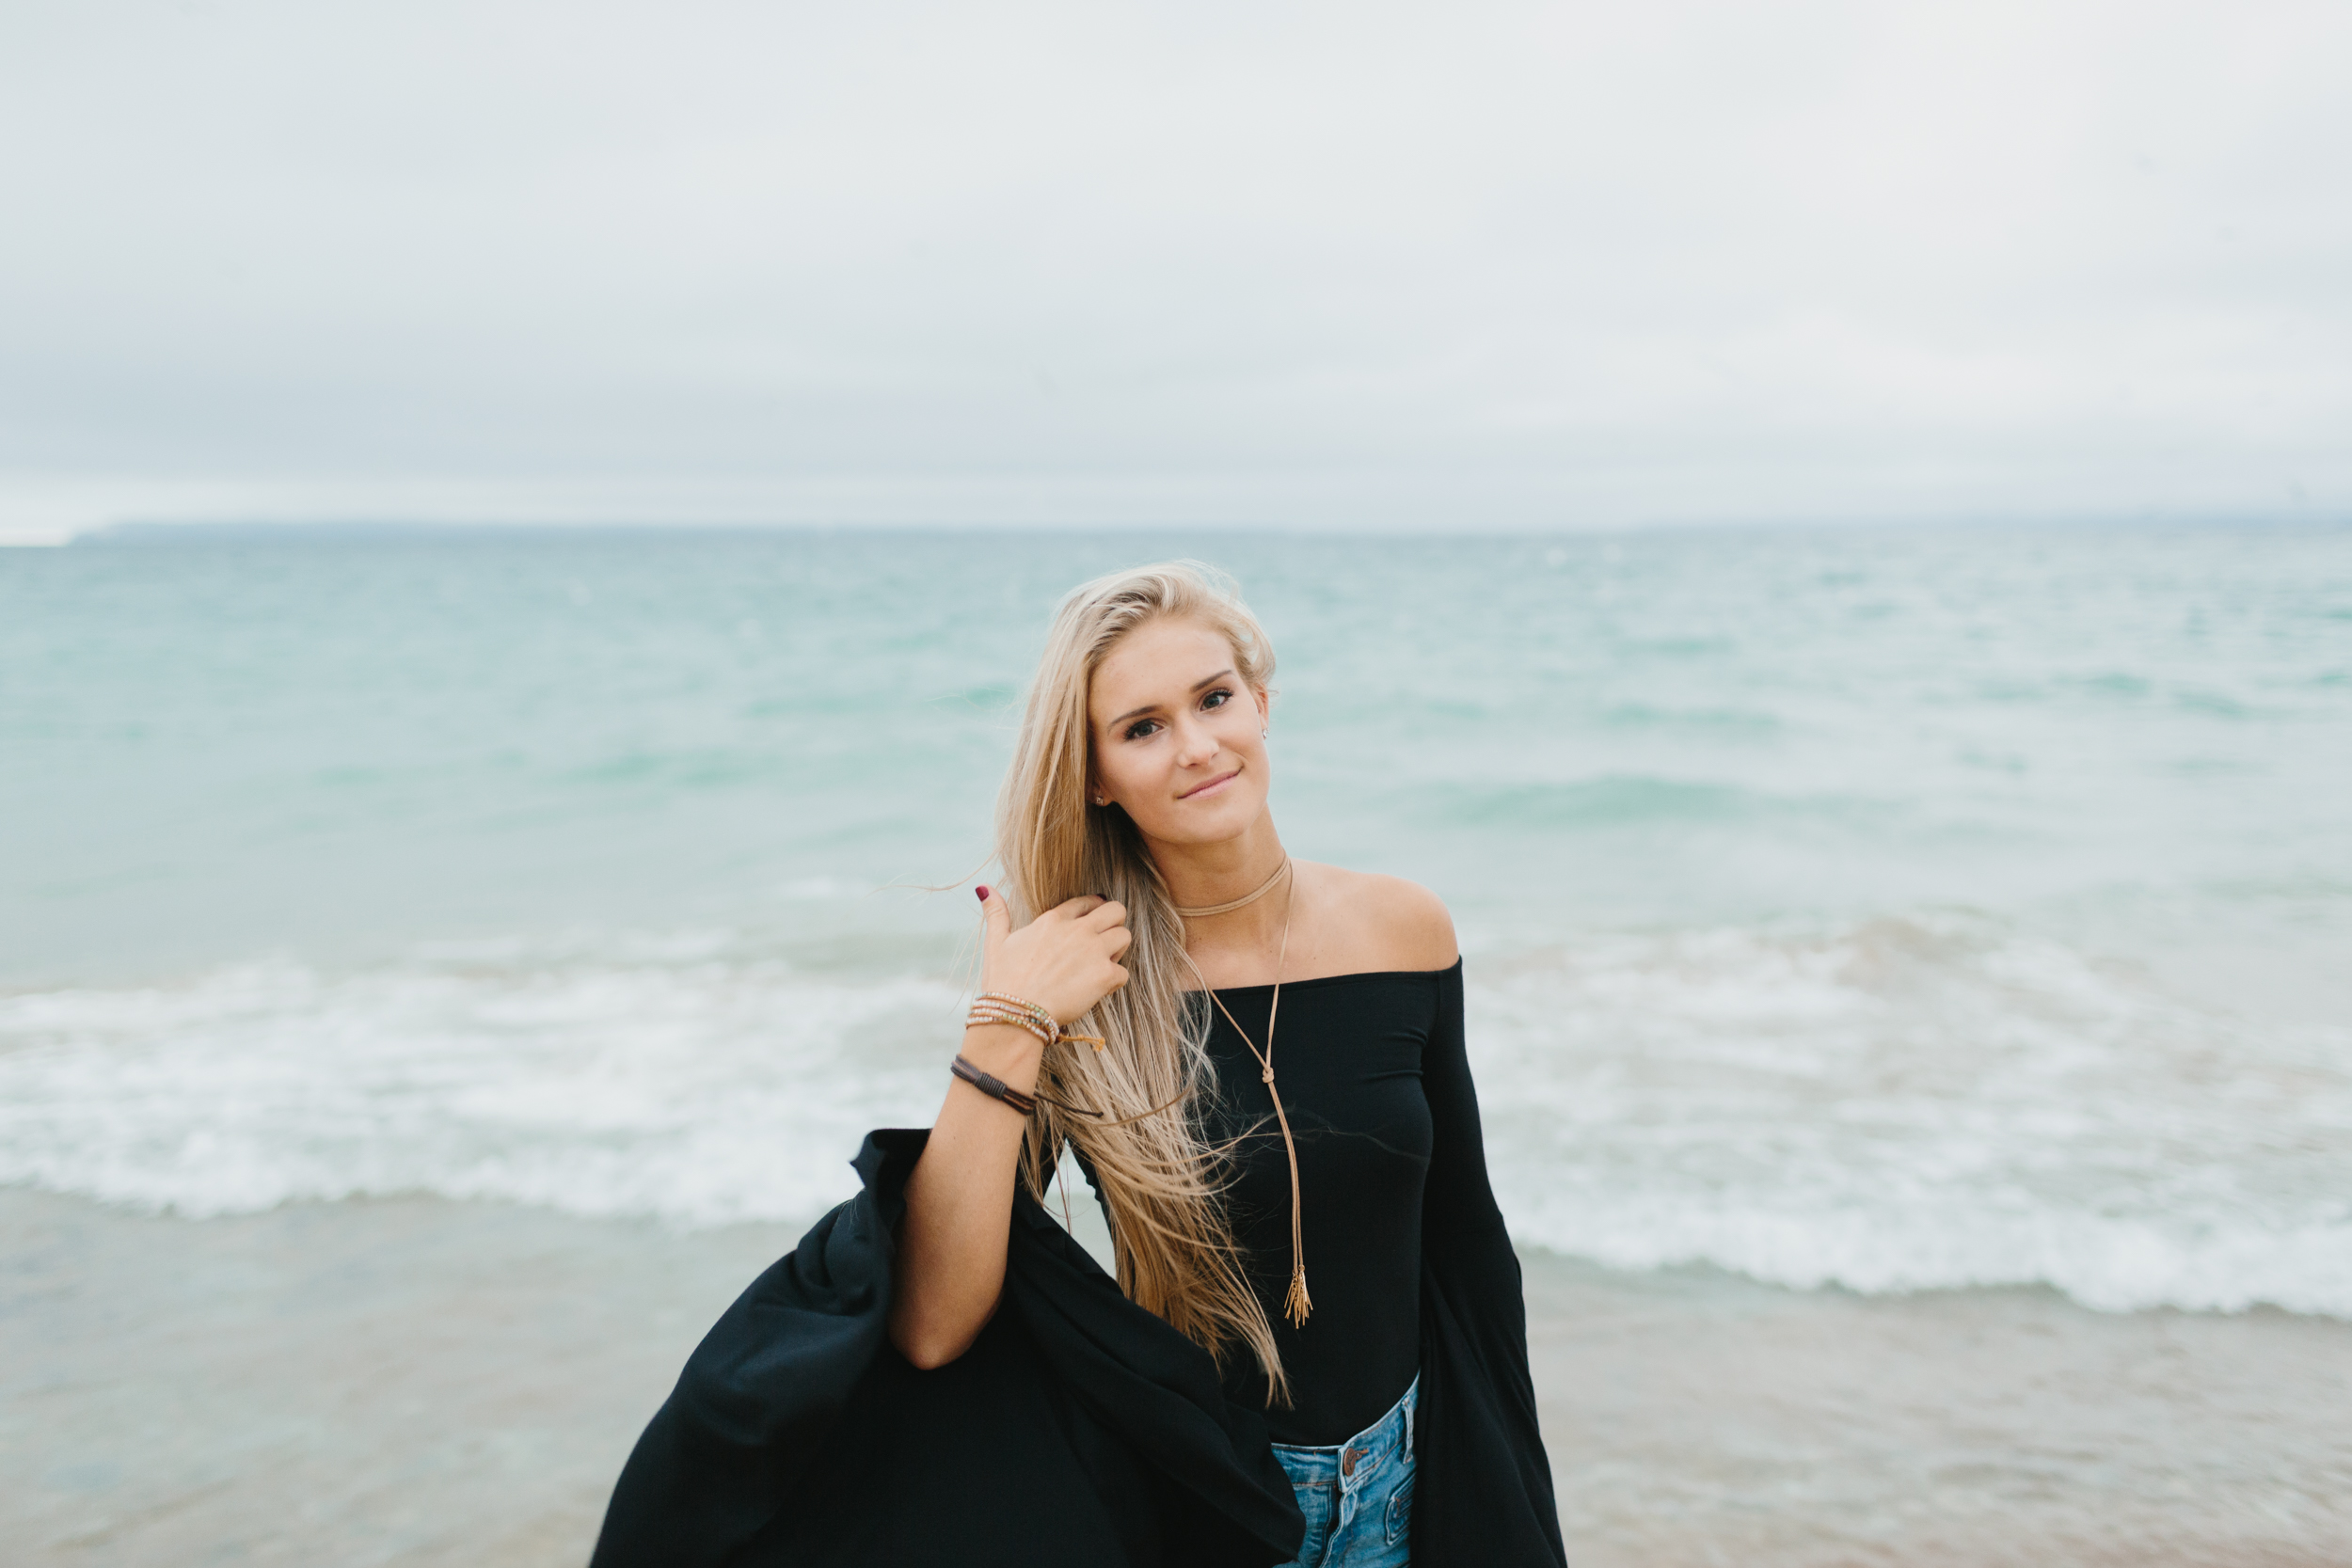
left=590, top=1129, right=1302, bottom=1568
left=594, top=1081, right=1568, bottom=1564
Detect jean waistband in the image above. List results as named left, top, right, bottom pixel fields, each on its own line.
left=1268, top=1373, right=1419, bottom=1495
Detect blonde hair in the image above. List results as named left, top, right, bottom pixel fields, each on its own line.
left=994, top=560, right=1286, bottom=1399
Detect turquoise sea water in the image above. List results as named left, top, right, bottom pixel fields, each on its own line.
left=3, top=524, right=2348, bottom=1314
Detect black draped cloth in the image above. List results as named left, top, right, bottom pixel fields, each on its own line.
left=591, top=966, right=1566, bottom=1567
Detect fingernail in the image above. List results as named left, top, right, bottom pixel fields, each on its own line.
left=975, top=885, right=990, bottom=901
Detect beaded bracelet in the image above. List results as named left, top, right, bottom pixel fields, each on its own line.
left=965, top=1006, right=1051, bottom=1050
left=968, top=991, right=1054, bottom=1046
left=976, top=990, right=1050, bottom=1016
left=964, top=991, right=1106, bottom=1052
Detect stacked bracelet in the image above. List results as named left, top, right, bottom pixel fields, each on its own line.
left=965, top=991, right=1106, bottom=1052
left=967, top=990, right=1057, bottom=1046
left=953, top=990, right=1107, bottom=1120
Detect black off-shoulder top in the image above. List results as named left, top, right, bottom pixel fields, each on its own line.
left=1195, top=960, right=1496, bottom=1445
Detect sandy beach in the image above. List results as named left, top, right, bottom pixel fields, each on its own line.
left=6, top=1185, right=2344, bottom=1568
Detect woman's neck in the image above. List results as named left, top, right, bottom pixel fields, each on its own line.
left=1150, top=816, right=1293, bottom=948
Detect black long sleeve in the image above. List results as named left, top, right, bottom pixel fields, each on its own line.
left=1412, top=960, right=1570, bottom=1566
left=1420, top=958, right=1511, bottom=1243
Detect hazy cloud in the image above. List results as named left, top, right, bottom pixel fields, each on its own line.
left=3, top=0, right=2347, bottom=536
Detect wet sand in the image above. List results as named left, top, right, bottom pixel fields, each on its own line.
left=4, top=1187, right=2346, bottom=1567
left=1522, top=1259, right=2352, bottom=1566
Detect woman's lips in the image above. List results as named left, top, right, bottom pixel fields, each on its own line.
left=1179, top=768, right=1241, bottom=800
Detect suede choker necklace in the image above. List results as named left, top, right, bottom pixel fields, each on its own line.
left=1171, top=857, right=1291, bottom=919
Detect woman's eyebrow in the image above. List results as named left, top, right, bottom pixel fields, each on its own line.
left=1106, top=668, right=1236, bottom=729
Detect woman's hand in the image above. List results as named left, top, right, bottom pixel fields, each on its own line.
left=888, top=887, right=1131, bottom=1371
left=977, top=887, right=1132, bottom=1024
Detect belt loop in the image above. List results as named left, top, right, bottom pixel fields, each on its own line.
left=1403, top=1376, right=1417, bottom=1457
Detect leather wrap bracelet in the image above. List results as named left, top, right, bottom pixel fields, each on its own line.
left=949, top=1053, right=1038, bottom=1117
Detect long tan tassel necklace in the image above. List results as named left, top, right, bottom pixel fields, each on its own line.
left=1176, top=857, right=1311, bottom=1328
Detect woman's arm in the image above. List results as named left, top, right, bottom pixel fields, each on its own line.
left=888, top=886, right=1132, bottom=1370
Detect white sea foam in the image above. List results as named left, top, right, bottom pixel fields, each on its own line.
left=1472, top=915, right=2352, bottom=1317
left=2, top=916, right=2347, bottom=1317
left=0, top=948, right=962, bottom=1227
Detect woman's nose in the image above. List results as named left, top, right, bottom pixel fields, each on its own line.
left=1171, top=714, right=1218, bottom=766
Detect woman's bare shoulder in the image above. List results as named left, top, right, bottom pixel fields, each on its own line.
left=1296, top=862, right=1458, bottom=974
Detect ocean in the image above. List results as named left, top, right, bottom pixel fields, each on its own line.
left=4, top=531, right=2352, bottom=1325
left=3, top=521, right=2348, bottom=1319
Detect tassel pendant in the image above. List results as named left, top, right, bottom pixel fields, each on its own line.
left=1182, top=864, right=1316, bottom=1336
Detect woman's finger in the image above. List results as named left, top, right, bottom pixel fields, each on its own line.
left=1053, top=894, right=1107, bottom=921
left=976, top=885, right=1011, bottom=952
left=1078, top=898, right=1128, bottom=932
left=1104, top=924, right=1134, bottom=959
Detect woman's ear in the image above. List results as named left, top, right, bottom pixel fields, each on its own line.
left=1254, top=685, right=1272, bottom=732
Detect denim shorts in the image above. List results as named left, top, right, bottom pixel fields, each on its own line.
left=1269, top=1373, right=1418, bottom=1568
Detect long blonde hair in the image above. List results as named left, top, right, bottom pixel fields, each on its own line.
left=994, top=560, right=1286, bottom=1399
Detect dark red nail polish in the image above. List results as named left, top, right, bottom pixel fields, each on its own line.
left=975, top=885, right=990, bottom=901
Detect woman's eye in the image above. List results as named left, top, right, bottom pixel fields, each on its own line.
left=1202, top=689, right=1232, bottom=710
left=1123, top=718, right=1161, bottom=740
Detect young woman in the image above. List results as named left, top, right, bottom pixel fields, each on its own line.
left=594, top=564, right=1564, bottom=1568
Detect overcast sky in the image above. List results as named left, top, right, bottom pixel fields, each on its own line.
left=3, top=0, right=2347, bottom=538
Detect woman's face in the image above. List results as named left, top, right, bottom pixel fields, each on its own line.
left=1088, top=615, right=1272, bottom=849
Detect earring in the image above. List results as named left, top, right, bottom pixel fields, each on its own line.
left=1261, top=728, right=1269, bottom=738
